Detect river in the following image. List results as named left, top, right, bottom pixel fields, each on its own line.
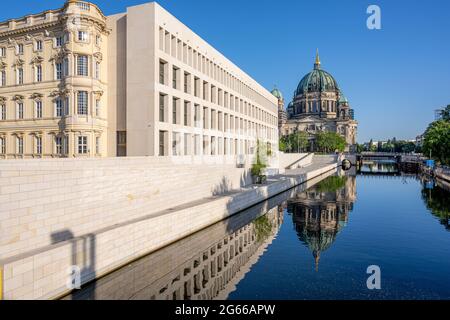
left=64, top=163, right=450, bottom=300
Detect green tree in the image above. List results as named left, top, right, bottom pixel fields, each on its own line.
left=289, top=131, right=309, bottom=152
left=315, top=132, right=346, bottom=153
left=440, top=105, right=450, bottom=121
left=423, top=120, right=450, bottom=164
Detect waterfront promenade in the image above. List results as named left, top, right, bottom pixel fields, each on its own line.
left=0, top=155, right=339, bottom=300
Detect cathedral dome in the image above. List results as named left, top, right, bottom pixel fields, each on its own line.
left=294, top=51, right=339, bottom=96
left=271, top=88, right=283, bottom=100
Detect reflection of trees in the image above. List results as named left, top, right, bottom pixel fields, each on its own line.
left=288, top=176, right=356, bottom=270
left=421, top=184, right=450, bottom=231
left=253, top=215, right=274, bottom=242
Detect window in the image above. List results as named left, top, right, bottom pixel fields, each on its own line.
left=0, top=47, right=6, bottom=57
left=0, top=104, right=5, bottom=120
left=159, top=60, right=166, bottom=84
left=16, top=137, right=23, bottom=154
left=172, top=67, right=178, bottom=89
left=159, top=94, right=166, bottom=122
left=17, top=44, right=24, bottom=55
left=36, top=65, right=42, bottom=82
left=17, top=102, right=24, bottom=119
left=36, top=136, right=42, bottom=154
left=64, top=58, right=69, bottom=77
left=56, top=62, right=63, bottom=80
left=194, top=104, right=200, bottom=127
left=77, top=91, right=88, bottom=115
left=17, top=68, right=24, bottom=85
left=184, top=101, right=189, bottom=126
left=0, top=137, right=5, bottom=154
left=159, top=131, right=166, bottom=156
left=1, top=71, right=5, bottom=86
left=78, top=136, right=88, bottom=154
left=77, top=55, right=88, bottom=76
left=173, top=97, right=178, bottom=124
left=36, top=40, right=43, bottom=51
left=172, top=132, right=180, bottom=156
left=56, top=35, right=64, bottom=47
left=95, top=99, right=100, bottom=117
left=95, top=137, right=100, bottom=155
left=55, top=136, right=63, bottom=154
left=78, top=31, right=88, bottom=42
left=35, top=101, right=42, bottom=118
left=184, top=134, right=189, bottom=155
left=194, top=77, right=200, bottom=97
left=55, top=98, right=64, bottom=117
left=184, top=72, right=189, bottom=93
left=95, top=62, right=100, bottom=79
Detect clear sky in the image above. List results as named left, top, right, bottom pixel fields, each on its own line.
left=2, top=0, right=450, bottom=142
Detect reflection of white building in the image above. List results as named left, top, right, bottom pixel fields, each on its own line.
left=274, top=52, right=357, bottom=152
left=0, top=1, right=278, bottom=159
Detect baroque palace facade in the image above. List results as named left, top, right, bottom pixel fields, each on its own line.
left=0, top=1, right=278, bottom=159
left=272, top=52, right=357, bottom=152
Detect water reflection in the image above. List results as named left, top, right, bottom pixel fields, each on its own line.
left=359, top=161, right=399, bottom=175
left=421, top=177, right=450, bottom=231
left=287, top=175, right=356, bottom=271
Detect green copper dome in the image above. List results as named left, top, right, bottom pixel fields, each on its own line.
left=271, top=88, right=283, bottom=100
left=295, top=52, right=339, bottom=96
left=339, top=94, right=349, bottom=104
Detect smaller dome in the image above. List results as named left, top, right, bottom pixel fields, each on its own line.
left=339, top=94, right=349, bottom=104
left=271, top=88, right=283, bottom=100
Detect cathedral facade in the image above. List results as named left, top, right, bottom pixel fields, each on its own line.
left=273, top=52, right=357, bottom=152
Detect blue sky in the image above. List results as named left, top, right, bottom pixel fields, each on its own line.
left=2, top=0, right=450, bottom=142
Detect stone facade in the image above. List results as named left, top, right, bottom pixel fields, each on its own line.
left=0, top=1, right=109, bottom=159
left=0, top=1, right=278, bottom=159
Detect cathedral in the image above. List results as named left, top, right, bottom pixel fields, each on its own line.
left=272, top=51, right=358, bottom=152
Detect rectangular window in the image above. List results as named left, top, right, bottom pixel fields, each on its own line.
left=17, top=137, right=23, bottom=154
left=64, top=58, right=69, bottom=77
left=194, top=104, right=200, bottom=127
left=159, top=131, right=166, bottom=156
left=184, top=72, right=189, bottom=93
left=35, top=101, right=43, bottom=118
left=96, top=137, right=100, bottom=155
left=77, top=91, right=88, bottom=115
left=173, top=97, right=178, bottom=124
left=17, top=44, right=24, bottom=55
left=17, top=103, right=24, bottom=119
left=36, top=136, right=42, bottom=154
left=56, top=62, right=63, bottom=80
left=77, top=55, right=88, bottom=76
left=78, top=136, right=88, bottom=154
left=1, top=70, right=5, bottom=86
left=211, top=136, right=216, bottom=155
left=184, top=133, right=189, bottom=156
left=0, top=104, right=5, bottom=120
left=78, top=31, right=88, bottom=42
left=55, top=98, right=64, bottom=117
left=159, top=60, right=166, bottom=84
left=95, top=62, right=100, bottom=79
left=56, top=36, right=64, bottom=47
left=36, top=40, right=43, bottom=51
left=172, top=67, right=178, bottom=89
left=0, top=47, right=5, bottom=57
left=159, top=94, right=166, bottom=122
left=0, top=137, right=5, bottom=154
left=36, top=65, right=42, bottom=82
left=17, top=68, right=24, bottom=85
left=203, top=107, right=208, bottom=129
left=95, top=99, right=100, bottom=116
left=184, top=101, right=189, bottom=126
left=56, top=136, right=63, bottom=154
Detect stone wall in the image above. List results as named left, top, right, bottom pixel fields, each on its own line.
left=0, top=156, right=338, bottom=300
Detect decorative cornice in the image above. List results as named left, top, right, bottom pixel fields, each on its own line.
left=0, top=96, right=7, bottom=103
left=12, top=94, right=25, bottom=101
left=30, top=92, right=44, bottom=100
left=30, top=55, right=44, bottom=65
left=0, top=21, right=60, bottom=39
left=13, top=58, right=25, bottom=67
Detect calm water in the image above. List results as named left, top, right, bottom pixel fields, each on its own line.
left=66, top=164, right=450, bottom=300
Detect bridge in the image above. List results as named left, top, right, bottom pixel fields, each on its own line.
left=357, top=152, right=424, bottom=163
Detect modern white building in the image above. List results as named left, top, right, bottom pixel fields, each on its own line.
left=0, top=1, right=279, bottom=159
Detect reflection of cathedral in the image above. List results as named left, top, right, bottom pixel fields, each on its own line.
left=272, top=51, right=358, bottom=152
left=287, top=175, right=356, bottom=270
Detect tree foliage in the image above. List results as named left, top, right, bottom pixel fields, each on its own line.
left=423, top=120, right=450, bottom=165
left=316, top=132, right=346, bottom=153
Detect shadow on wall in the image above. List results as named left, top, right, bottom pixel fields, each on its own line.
left=50, top=230, right=97, bottom=300
left=211, top=170, right=252, bottom=196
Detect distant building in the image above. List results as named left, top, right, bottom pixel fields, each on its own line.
left=272, top=51, right=357, bottom=152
